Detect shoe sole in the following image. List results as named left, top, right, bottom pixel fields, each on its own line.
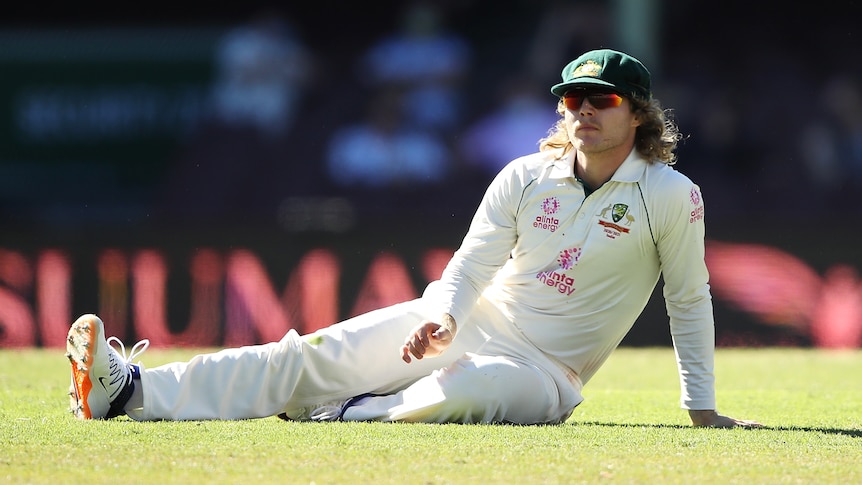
left=66, top=315, right=104, bottom=419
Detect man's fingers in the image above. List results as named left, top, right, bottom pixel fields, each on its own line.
left=401, top=333, right=427, bottom=364
left=401, top=321, right=447, bottom=365
left=432, top=327, right=451, bottom=341
left=734, top=419, right=763, bottom=428
left=402, top=342, right=423, bottom=362
left=694, top=414, right=763, bottom=428
left=411, top=333, right=427, bottom=356
left=719, top=415, right=762, bottom=428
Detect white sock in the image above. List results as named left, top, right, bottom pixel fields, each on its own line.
left=123, top=379, right=144, bottom=421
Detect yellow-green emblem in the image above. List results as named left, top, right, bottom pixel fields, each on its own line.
left=612, top=203, right=629, bottom=223
left=572, top=59, right=602, bottom=78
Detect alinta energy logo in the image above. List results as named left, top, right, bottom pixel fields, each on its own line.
left=690, top=186, right=704, bottom=224
left=535, top=197, right=561, bottom=232
left=557, top=246, right=582, bottom=270
left=536, top=246, right=581, bottom=296
left=597, top=202, right=634, bottom=239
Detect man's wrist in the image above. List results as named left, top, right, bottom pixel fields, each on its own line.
left=688, top=409, right=717, bottom=425
left=440, top=313, right=457, bottom=337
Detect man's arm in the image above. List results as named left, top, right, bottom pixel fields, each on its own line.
left=656, top=180, right=717, bottom=411
left=653, top=177, right=761, bottom=428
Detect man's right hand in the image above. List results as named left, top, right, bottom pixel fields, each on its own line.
left=400, top=321, right=453, bottom=364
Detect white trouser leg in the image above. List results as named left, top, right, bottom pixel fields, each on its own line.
left=342, top=351, right=578, bottom=425
left=341, top=295, right=584, bottom=425
left=135, top=297, right=487, bottom=421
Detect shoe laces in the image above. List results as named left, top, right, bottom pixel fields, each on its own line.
left=308, top=400, right=347, bottom=421
left=107, top=336, right=150, bottom=365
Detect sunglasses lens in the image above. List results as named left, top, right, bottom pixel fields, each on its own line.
left=563, top=94, right=584, bottom=111
left=590, top=94, right=623, bottom=109
left=563, top=92, right=623, bottom=110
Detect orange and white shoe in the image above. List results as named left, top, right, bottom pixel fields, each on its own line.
left=66, top=314, right=149, bottom=419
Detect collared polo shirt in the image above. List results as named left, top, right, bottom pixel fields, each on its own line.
left=435, top=147, right=716, bottom=410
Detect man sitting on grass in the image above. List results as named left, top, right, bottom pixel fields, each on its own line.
left=66, top=49, right=760, bottom=428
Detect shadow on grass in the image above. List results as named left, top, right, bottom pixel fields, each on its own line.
left=576, top=421, right=862, bottom=437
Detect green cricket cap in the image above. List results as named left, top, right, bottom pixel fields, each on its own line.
left=550, top=49, right=651, bottom=100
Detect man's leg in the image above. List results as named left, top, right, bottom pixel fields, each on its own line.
left=340, top=352, right=581, bottom=425
left=131, top=299, right=486, bottom=421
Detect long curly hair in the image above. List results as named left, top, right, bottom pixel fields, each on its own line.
left=538, top=95, right=682, bottom=165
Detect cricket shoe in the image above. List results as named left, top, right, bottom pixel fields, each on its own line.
left=66, top=314, right=150, bottom=419
left=278, top=394, right=375, bottom=422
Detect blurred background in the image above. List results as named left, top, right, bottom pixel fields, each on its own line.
left=1, top=0, right=861, bottom=348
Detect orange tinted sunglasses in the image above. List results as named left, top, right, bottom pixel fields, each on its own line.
left=562, top=91, right=624, bottom=110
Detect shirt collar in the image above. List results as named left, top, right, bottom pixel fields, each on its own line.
left=548, top=149, right=575, bottom=179
left=608, top=147, right=649, bottom=183
left=550, top=147, right=649, bottom=182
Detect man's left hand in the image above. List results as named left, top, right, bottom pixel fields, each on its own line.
left=689, top=409, right=762, bottom=428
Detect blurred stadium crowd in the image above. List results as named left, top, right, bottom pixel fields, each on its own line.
left=1, top=0, right=860, bottom=348
left=0, top=0, right=860, bottom=233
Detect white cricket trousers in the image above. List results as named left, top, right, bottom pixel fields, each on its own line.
left=133, top=284, right=583, bottom=424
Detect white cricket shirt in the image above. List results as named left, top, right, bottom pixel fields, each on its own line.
left=436, top=147, right=716, bottom=410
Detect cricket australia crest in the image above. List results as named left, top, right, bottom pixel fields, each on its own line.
left=611, top=203, right=629, bottom=223
left=597, top=202, right=635, bottom=239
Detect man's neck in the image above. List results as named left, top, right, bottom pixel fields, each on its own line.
left=573, top=148, right=631, bottom=190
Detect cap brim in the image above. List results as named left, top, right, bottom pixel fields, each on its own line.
left=551, top=78, right=617, bottom=96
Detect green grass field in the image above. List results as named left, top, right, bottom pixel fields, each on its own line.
left=1, top=347, right=860, bottom=484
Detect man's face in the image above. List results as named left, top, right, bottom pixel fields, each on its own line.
left=562, top=90, right=641, bottom=156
